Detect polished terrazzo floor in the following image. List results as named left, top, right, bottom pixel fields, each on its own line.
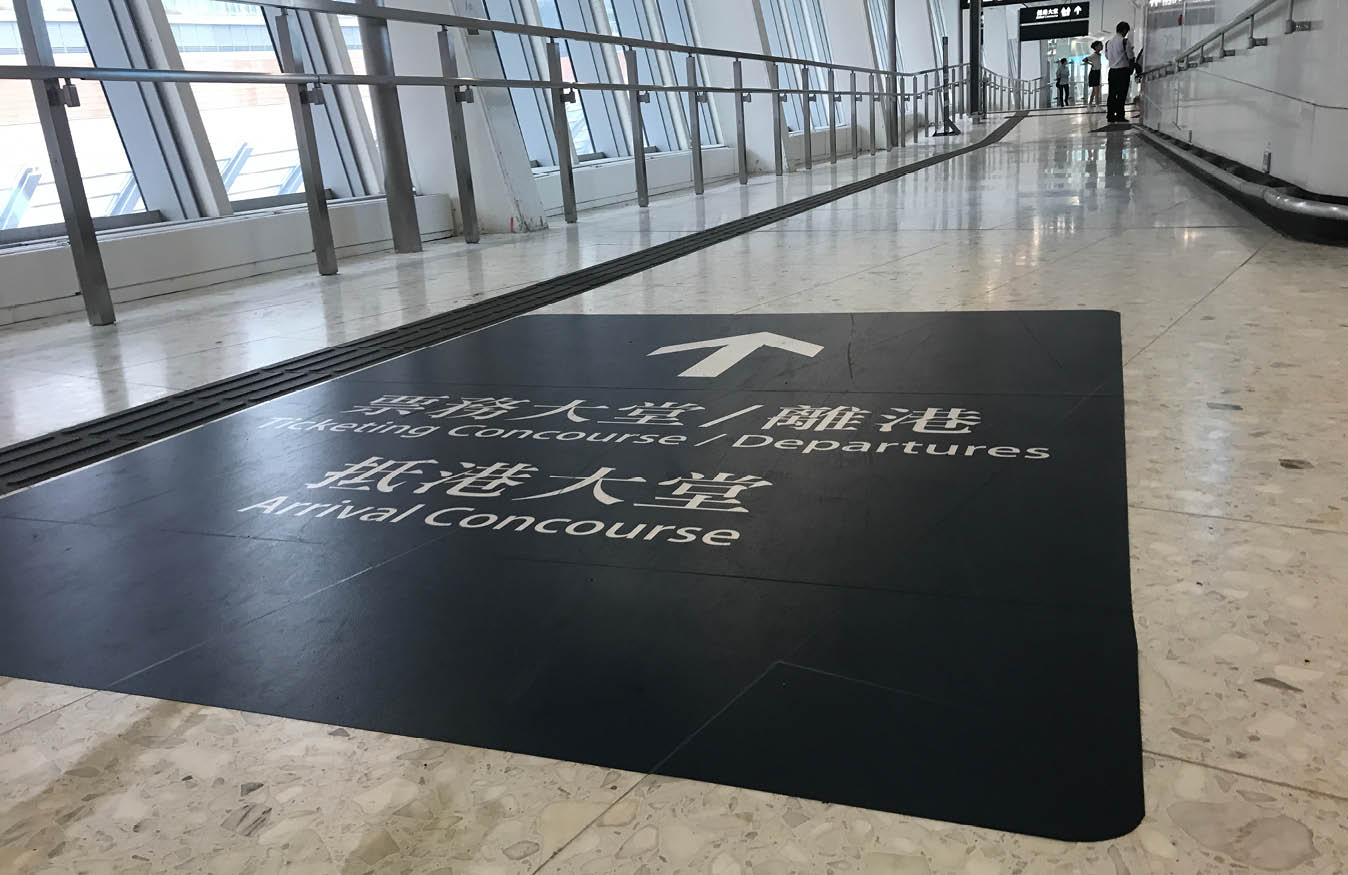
left=2, top=112, right=1347, bottom=873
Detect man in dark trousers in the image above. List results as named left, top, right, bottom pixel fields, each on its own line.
left=1104, top=21, right=1135, bottom=123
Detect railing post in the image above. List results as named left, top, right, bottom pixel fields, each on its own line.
left=851, top=71, right=860, bottom=159
left=625, top=47, right=649, bottom=207
left=546, top=41, right=577, bottom=223
left=12, top=0, right=114, bottom=325
left=273, top=10, right=337, bottom=277
left=438, top=28, right=479, bottom=244
left=923, top=72, right=930, bottom=136
left=687, top=54, right=703, bottom=195
left=899, top=76, right=907, bottom=146
left=827, top=68, right=837, bottom=164
left=1249, top=14, right=1268, bottom=47
left=868, top=73, right=877, bottom=155
left=1285, top=0, right=1311, bottom=33
left=357, top=2, right=421, bottom=253
left=770, top=64, right=784, bottom=176
left=801, top=64, right=813, bottom=169
left=734, top=59, right=749, bottom=185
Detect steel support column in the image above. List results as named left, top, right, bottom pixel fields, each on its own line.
left=886, top=0, right=898, bottom=144
left=734, top=59, right=749, bottom=185
left=827, top=68, right=837, bottom=163
left=969, top=0, right=983, bottom=116
left=770, top=64, right=784, bottom=176
left=801, top=64, right=812, bottom=169
left=546, top=41, right=577, bottom=223
left=438, top=28, right=478, bottom=243
left=358, top=2, right=421, bottom=252
left=13, top=0, right=114, bottom=325
left=273, top=11, right=337, bottom=276
left=626, top=48, right=649, bottom=207
left=688, top=54, right=703, bottom=195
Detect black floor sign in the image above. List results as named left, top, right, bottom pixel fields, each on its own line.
left=0, top=312, right=1142, bottom=841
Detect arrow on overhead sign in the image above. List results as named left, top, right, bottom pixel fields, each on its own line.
left=1074, top=5, right=1083, bottom=13
left=649, top=332, right=824, bottom=378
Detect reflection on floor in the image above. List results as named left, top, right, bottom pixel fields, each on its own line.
left=3, top=112, right=1347, bottom=872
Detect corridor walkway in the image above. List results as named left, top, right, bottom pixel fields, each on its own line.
left=1, top=113, right=1345, bottom=873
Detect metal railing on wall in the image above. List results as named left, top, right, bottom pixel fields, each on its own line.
left=3, top=0, right=1036, bottom=326
left=1142, top=0, right=1310, bottom=79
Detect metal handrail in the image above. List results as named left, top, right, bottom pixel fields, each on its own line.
left=194, top=0, right=902, bottom=80
left=1143, top=0, right=1301, bottom=77
left=8, top=0, right=1039, bottom=328
left=0, top=62, right=930, bottom=98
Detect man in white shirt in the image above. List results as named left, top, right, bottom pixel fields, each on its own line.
left=1104, top=21, right=1135, bottom=123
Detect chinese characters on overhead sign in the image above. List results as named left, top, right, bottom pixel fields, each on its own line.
left=1019, top=3, right=1091, bottom=40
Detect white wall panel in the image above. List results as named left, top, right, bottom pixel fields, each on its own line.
left=1142, top=0, right=1347, bottom=196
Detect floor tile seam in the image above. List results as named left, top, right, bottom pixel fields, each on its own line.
left=939, top=231, right=1118, bottom=314
left=288, top=379, right=1128, bottom=399
left=0, top=370, right=177, bottom=394
left=1141, top=748, right=1348, bottom=805
left=101, top=534, right=452, bottom=694
left=1122, top=236, right=1274, bottom=368
left=728, top=243, right=955, bottom=313
left=505, top=554, right=1137, bottom=617
left=14, top=332, right=304, bottom=383
left=526, top=771, right=650, bottom=875
left=1125, top=503, right=1348, bottom=537
left=0, top=686, right=100, bottom=740
left=0, top=512, right=319, bottom=546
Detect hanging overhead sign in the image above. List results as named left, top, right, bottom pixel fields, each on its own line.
left=1019, top=3, right=1092, bottom=40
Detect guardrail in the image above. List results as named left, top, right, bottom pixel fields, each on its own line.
left=1142, top=0, right=1308, bottom=78
left=1136, top=0, right=1348, bottom=230
left=6, top=0, right=1036, bottom=326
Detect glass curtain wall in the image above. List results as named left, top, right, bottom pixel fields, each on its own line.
left=0, top=0, right=144, bottom=228
left=160, top=0, right=302, bottom=201
left=760, top=0, right=837, bottom=131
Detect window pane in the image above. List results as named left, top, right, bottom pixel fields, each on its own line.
left=759, top=0, right=803, bottom=131
left=655, top=0, right=716, bottom=146
left=160, top=0, right=303, bottom=200
left=535, top=0, right=603, bottom=157
left=0, top=0, right=144, bottom=229
left=603, top=0, right=678, bottom=153
left=482, top=0, right=558, bottom=168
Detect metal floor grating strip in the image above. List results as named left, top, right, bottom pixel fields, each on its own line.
left=0, top=113, right=1026, bottom=495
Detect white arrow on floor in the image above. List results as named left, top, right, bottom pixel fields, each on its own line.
left=648, top=332, right=824, bottom=378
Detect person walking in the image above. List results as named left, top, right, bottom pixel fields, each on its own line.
left=1084, top=41, right=1104, bottom=108
left=1056, top=59, right=1072, bottom=107
left=1105, top=21, right=1135, bottom=123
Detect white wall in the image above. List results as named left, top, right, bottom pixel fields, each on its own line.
left=0, top=197, right=454, bottom=325
left=1141, top=0, right=1348, bottom=197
